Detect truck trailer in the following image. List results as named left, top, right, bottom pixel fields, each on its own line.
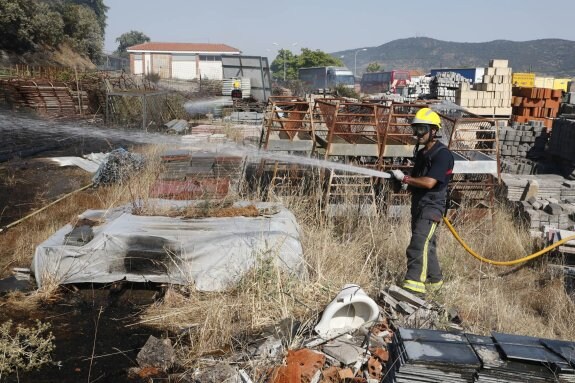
left=298, top=66, right=355, bottom=93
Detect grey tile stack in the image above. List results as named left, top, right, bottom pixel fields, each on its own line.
left=549, top=119, right=575, bottom=163
left=499, top=121, right=547, bottom=159
left=500, top=157, right=537, bottom=175
left=188, top=153, right=216, bottom=178
left=431, top=72, right=471, bottom=102
left=492, top=332, right=575, bottom=383
left=499, top=174, right=563, bottom=201
left=385, top=328, right=575, bottom=383
left=467, top=334, right=558, bottom=383
left=384, top=328, right=480, bottom=383
left=159, top=150, right=193, bottom=180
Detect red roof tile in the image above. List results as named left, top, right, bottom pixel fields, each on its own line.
left=127, top=42, right=240, bottom=53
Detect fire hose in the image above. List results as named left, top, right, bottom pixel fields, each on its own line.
left=442, top=215, right=575, bottom=266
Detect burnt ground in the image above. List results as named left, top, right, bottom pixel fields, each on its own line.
left=0, top=109, right=139, bottom=226
left=0, top=110, right=172, bottom=381
left=0, top=283, right=167, bottom=383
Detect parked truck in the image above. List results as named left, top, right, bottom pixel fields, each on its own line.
left=298, top=66, right=355, bottom=93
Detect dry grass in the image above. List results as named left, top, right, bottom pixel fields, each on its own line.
left=1, top=143, right=575, bottom=367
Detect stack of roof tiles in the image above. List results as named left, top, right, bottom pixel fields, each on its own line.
left=385, top=327, right=575, bottom=383
left=149, top=150, right=244, bottom=200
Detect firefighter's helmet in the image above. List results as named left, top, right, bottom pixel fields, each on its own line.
left=411, top=108, right=441, bottom=129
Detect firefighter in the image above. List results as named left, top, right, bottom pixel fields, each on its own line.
left=389, top=108, right=454, bottom=296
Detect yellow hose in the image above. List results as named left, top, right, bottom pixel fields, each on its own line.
left=442, top=216, right=575, bottom=266
left=0, top=183, right=93, bottom=234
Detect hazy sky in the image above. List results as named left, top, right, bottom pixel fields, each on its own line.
left=104, top=0, right=575, bottom=59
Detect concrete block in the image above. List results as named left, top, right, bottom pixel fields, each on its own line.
left=490, top=59, right=509, bottom=68
left=495, top=67, right=512, bottom=76
left=494, top=107, right=512, bottom=115
left=485, top=67, right=496, bottom=76
left=323, top=339, right=365, bottom=365
left=483, top=75, right=493, bottom=83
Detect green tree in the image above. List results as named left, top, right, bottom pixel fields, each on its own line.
left=61, top=4, right=103, bottom=61
left=0, top=0, right=64, bottom=51
left=0, top=0, right=36, bottom=51
left=366, top=62, right=383, bottom=73
left=297, top=48, right=343, bottom=69
left=270, top=49, right=298, bottom=81
left=31, top=2, right=65, bottom=47
left=115, top=30, right=150, bottom=58
left=68, top=0, right=108, bottom=39
left=270, top=47, right=344, bottom=81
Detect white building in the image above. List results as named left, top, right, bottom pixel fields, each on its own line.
left=127, top=42, right=241, bottom=80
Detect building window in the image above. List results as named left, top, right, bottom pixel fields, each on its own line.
left=199, top=55, right=221, bottom=61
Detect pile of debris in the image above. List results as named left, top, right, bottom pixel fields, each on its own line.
left=183, top=283, right=575, bottom=383
left=235, top=284, right=463, bottom=383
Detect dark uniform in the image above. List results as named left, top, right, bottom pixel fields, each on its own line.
left=402, top=141, right=454, bottom=294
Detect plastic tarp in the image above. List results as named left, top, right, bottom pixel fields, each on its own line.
left=32, top=201, right=305, bottom=291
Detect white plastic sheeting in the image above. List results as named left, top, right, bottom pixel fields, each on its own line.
left=32, top=202, right=305, bottom=291
left=44, top=153, right=108, bottom=173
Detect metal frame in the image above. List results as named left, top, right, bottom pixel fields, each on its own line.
left=258, top=96, right=316, bottom=197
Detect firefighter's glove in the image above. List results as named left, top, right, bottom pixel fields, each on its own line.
left=390, top=169, right=405, bottom=182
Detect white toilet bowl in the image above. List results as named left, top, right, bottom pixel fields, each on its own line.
left=314, top=284, right=380, bottom=338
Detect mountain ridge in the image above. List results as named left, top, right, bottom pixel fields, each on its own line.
left=335, top=37, right=575, bottom=77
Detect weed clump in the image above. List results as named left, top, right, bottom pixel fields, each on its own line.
left=0, top=320, right=56, bottom=378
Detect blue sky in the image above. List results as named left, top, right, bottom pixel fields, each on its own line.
left=104, top=0, right=575, bottom=59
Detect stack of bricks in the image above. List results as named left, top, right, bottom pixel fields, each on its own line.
left=499, top=121, right=547, bottom=158
left=548, top=119, right=575, bottom=163
left=511, top=87, right=562, bottom=129
left=431, top=72, right=470, bottom=102
left=455, top=59, right=512, bottom=116
left=517, top=197, right=575, bottom=231
left=498, top=174, right=575, bottom=232
left=498, top=174, right=563, bottom=201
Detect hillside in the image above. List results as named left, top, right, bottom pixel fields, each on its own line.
left=0, top=43, right=95, bottom=70
left=336, top=37, right=575, bottom=77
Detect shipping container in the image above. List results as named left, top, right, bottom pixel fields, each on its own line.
left=512, top=72, right=535, bottom=88
left=553, top=78, right=570, bottom=92
left=430, top=68, right=484, bottom=83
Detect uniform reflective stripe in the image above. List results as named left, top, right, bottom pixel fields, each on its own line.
left=403, top=279, right=426, bottom=293
left=427, top=280, right=443, bottom=292
left=420, top=222, right=438, bottom=283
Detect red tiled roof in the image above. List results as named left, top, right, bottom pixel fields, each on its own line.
left=127, top=42, right=240, bottom=53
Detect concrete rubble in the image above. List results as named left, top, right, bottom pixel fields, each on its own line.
left=498, top=174, right=575, bottom=235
